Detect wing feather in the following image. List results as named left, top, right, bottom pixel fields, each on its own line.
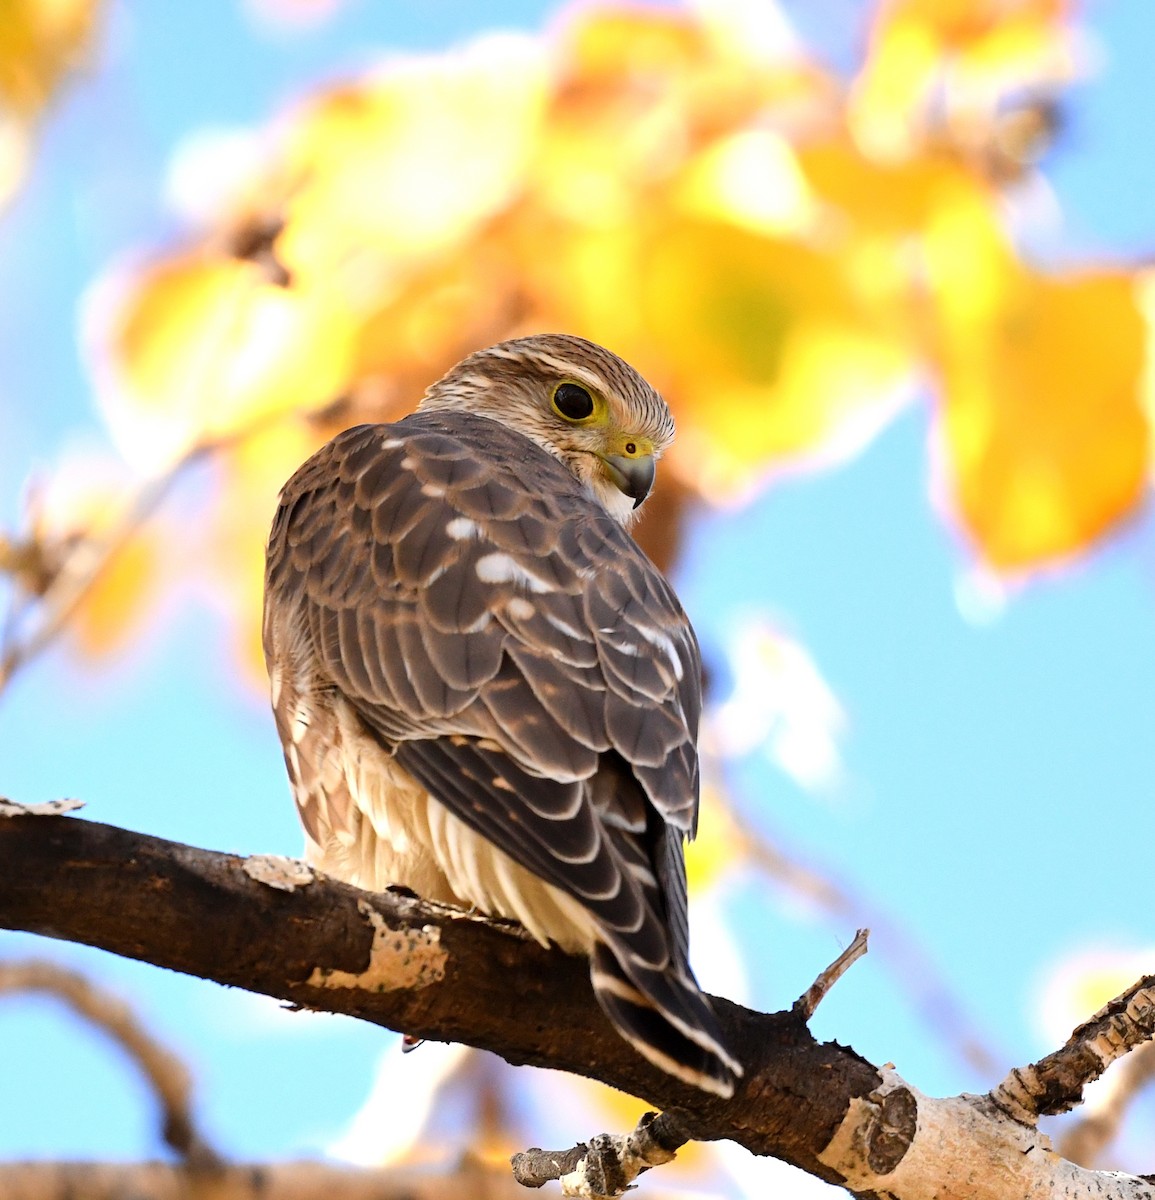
left=264, top=412, right=704, bottom=1023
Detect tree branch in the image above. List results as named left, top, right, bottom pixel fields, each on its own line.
left=0, top=959, right=220, bottom=1166
left=2, top=809, right=1155, bottom=1198
left=992, top=974, right=1155, bottom=1122
left=0, top=1158, right=529, bottom=1200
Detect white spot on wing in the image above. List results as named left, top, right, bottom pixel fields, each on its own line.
left=637, top=624, right=685, bottom=681
left=545, top=612, right=585, bottom=640
left=446, top=517, right=481, bottom=540
left=475, top=552, right=553, bottom=593
left=421, top=483, right=446, bottom=498
left=506, top=596, right=535, bottom=620
left=381, top=436, right=404, bottom=449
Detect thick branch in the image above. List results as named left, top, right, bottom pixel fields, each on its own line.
left=2, top=811, right=1154, bottom=1199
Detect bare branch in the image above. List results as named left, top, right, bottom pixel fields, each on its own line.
left=1059, top=1042, right=1155, bottom=1167
left=0, top=448, right=200, bottom=697
left=992, top=975, right=1155, bottom=1122
left=0, top=959, right=220, bottom=1166
left=794, top=928, right=870, bottom=1021
left=0, top=1158, right=528, bottom=1200
left=511, top=1110, right=690, bottom=1197
left=730, top=809, right=1005, bottom=1076
left=3, top=810, right=1155, bottom=1199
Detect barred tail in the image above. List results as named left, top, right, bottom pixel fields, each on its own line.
left=590, top=942, right=742, bottom=1098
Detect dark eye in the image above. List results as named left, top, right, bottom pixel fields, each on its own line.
left=552, top=382, right=595, bottom=421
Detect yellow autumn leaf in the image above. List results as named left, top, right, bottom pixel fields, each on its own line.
left=0, top=0, right=101, bottom=205
left=851, top=0, right=1075, bottom=159
left=565, top=6, right=709, bottom=82
left=528, top=5, right=804, bottom=237
left=1037, top=946, right=1154, bottom=1047
left=798, top=133, right=965, bottom=237
left=90, top=253, right=356, bottom=468
left=926, top=192, right=1148, bottom=567
left=676, top=128, right=816, bottom=237
left=0, top=0, right=99, bottom=117
left=278, top=35, right=546, bottom=289
left=71, top=531, right=160, bottom=660
left=638, top=217, right=914, bottom=496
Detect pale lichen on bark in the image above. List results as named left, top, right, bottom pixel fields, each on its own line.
left=307, top=899, right=447, bottom=992
left=241, top=854, right=317, bottom=891
left=0, top=797, right=84, bottom=817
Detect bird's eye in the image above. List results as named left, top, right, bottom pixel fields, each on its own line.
left=552, top=382, right=596, bottom=422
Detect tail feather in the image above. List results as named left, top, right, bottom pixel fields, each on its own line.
left=590, top=943, right=741, bottom=1098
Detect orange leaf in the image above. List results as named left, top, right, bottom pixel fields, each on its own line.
left=92, top=253, right=356, bottom=467
left=0, top=0, right=99, bottom=117
left=928, top=200, right=1148, bottom=567
left=72, top=531, right=161, bottom=660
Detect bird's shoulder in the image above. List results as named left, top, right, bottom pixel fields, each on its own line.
left=265, top=414, right=701, bottom=783
left=268, top=413, right=675, bottom=604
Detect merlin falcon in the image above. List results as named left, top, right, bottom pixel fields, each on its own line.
left=263, top=333, right=741, bottom=1097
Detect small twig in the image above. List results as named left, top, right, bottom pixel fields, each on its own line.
left=0, top=447, right=202, bottom=697
left=991, top=974, right=1155, bottom=1124
left=730, top=809, right=1004, bottom=1076
left=794, top=928, right=870, bottom=1021
left=0, top=959, right=222, bottom=1167
left=222, top=213, right=293, bottom=287
left=1058, top=1041, right=1155, bottom=1167
left=0, top=398, right=300, bottom=701
left=511, top=1109, right=690, bottom=1197
left=0, top=217, right=311, bottom=703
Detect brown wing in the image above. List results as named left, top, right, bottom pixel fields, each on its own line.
left=264, top=413, right=737, bottom=1094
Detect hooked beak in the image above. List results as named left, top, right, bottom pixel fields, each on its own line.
left=601, top=453, right=656, bottom=508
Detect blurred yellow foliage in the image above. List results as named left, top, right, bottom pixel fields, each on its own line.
left=19, top=458, right=167, bottom=664
left=50, top=0, right=1149, bottom=681
left=96, top=254, right=357, bottom=467
left=685, top=784, right=741, bottom=893
left=925, top=183, right=1147, bottom=566
left=852, top=0, right=1075, bottom=160
left=208, top=420, right=330, bottom=689
left=0, top=0, right=100, bottom=204
left=278, top=37, right=547, bottom=285
left=0, top=0, right=96, bottom=115
left=71, top=532, right=158, bottom=658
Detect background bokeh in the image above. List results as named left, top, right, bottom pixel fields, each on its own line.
left=2, top=0, right=1155, bottom=1193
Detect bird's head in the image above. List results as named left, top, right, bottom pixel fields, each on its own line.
left=418, top=334, right=675, bottom=526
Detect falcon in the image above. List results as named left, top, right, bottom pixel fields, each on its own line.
left=263, top=334, right=741, bottom=1097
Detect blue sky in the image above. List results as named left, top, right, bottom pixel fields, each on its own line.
left=2, top=0, right=1155, bottom=1185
